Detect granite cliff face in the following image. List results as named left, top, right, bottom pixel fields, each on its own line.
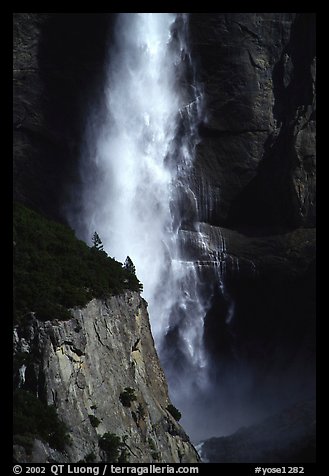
left=13, top=293, right=199, bottom=463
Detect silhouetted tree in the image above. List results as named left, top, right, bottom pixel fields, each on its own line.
left=124, top=256, right=136, bottom=275
left=92, top=232, right=103, bottom=251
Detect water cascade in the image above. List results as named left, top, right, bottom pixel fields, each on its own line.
left=68, top=12, right=230, bottom=441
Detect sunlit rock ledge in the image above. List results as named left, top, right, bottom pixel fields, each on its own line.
left=178, top=224, right=315, bottom=279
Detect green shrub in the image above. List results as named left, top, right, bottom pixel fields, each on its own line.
left=13, top=389, right=70, bottom=451
left=166, top=404, right=182, bottom=422
left=88, top=414, right=101, bottom=428
left=13, top=203, right=143, bottom=322
left=119, top=387, right=137, bottom=407
left=98, top=432, right=123, bottom=463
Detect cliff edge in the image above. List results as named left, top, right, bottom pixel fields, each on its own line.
left=13, top=293, right=199, bottom=463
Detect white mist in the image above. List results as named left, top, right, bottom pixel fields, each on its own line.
left=68, top=12, right=213, bottom=439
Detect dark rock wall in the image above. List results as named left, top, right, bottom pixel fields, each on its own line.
left=189, top=13, right=316, bottom=232
left=189, top=12, right=316, bottom=381
left=13, top=13, right=112, bottom=222
left=172, top=13, right=316, bottom=438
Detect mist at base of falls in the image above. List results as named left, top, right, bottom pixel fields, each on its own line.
left=66, top=12, right=315, bottom=444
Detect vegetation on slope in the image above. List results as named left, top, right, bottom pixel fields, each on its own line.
left=13, top=202, right=143, bottom=322
left=13, top=389, right=70, bottom=453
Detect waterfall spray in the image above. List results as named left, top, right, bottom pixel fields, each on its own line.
left=68, top=12, right=221, bottom=440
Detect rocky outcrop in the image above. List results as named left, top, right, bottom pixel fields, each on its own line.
left=198, top=399, right=316, bottom=463
left=13, top=292, right=199, bottom=463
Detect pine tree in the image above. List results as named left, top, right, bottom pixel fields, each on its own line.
left=92, top=232, right=103, bottom=251
left=124, top=256, right=136, bottom=275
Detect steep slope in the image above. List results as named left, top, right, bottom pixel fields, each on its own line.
left=13, top=205, right=199, bottom=463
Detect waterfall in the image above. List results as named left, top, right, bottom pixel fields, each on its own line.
left=68, top=12, right=222, bottom=439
